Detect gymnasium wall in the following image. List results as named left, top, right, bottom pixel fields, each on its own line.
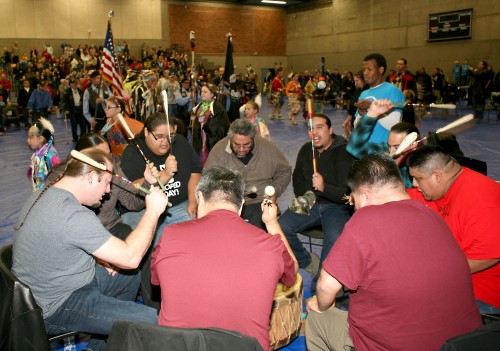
left=286, top=0, right=500, bottom=78
left=0, top=0, right=163, bottom=41
left=0, top=0, right=498, bottom=82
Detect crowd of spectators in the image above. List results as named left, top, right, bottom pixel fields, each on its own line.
left=1, top=40, right=499, bottom=136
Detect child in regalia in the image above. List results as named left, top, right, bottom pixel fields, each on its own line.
left=244, top=98, right=270, bottom=140
left=27, top=117, right=60, bottom=191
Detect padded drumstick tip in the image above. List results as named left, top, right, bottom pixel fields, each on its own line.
left=70, top=150, right=107, bottom=170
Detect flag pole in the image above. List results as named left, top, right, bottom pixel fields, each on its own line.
left=220, top=31, right=233, bottom=106
left=101, top=9, right=131, bottom=116
left=190, top=31, right=197, bottom=104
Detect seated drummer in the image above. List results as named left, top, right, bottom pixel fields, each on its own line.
left=151, top=165, right=297, bottom=351
left=306, top=154, right=481, bottom=351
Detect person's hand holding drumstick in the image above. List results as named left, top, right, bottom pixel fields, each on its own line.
left=162, top=154, right=177, bottom=181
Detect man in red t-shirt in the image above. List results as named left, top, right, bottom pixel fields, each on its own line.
left=306, top=154, right=481, bottom=351
left=408, top=145, right=500, bottom=314
left=151, top=165, right=297, bottom=351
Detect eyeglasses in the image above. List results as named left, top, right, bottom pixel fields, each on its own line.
left=231, top=141, right=253, bottom=151
left=105, top=105, right=119, bottom=110
left=150, top=131, right=176, bottom=142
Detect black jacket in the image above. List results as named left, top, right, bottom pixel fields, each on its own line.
left=106, top=321, right=264, bottom=351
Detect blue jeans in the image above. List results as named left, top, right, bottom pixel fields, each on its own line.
left=121, top=200, right=192, bottom=246
left=44, top=265, right=157, bottom=351
left=477, top=299, right=500, bottom=314
left=278, top=203, right=351, bottom=293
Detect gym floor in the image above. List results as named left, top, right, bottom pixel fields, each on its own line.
left=1, top=97, right=499, bottom=350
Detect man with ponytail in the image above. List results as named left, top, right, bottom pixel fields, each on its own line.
left=13, top=148, right=169, bottom=350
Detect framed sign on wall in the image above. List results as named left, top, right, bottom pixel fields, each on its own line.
left=428, top=8, right=473, bottom=42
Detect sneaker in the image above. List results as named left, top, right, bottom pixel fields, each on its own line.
left=277, top=115, right=284, bottom=120
left=304, top=252, right=320, bottom=277
left=269, top=114, right=275, bottom=120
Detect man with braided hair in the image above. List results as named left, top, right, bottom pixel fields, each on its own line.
left=13, top=148, right=169, bottom=351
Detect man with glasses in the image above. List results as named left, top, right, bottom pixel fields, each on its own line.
left=278, top=114, right=355, bottom=294
left=121, top=112, right=202, bottom=310
left=205, top=118, right=291, bottom=229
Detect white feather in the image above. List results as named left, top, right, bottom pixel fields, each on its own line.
left=38, top=117, right=54, bottom=134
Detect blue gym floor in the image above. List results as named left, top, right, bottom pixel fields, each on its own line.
left=1, top=97, right=499, bottom=350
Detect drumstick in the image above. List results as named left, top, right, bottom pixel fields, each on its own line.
left=307, top=98, right=317, bottom=174
left=398, top=114, right=475, bottom=156
left=70, top=150, right=106, bottom=170
left=244, top=186, right=258, bottom=198
left=265, top=186, right=275, bottom=197
left=117, top=114, right=168, bottom=193
left=110, top=173, right=172, bottom=207
left=263, top=185, right=278, bottom=207
left=70, top=150, right=154, bottom=197
left=116, top=113, right=135, bottom=140
left=435, top=114, right=474, bottom=133
left=391, top=102, right=456, bottom=110
left=429, top=103, right=457, bottom=110
left=161, top=90, right=173, bottom=149
left=391, top=132, right=418, bottom=159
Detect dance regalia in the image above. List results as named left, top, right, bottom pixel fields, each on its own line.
left=248, top=116, right=270, bottom=140
left=101, top=116, right=144, bottom=166
left=271, top=77, right=284, bottom=108
left=29, top=139, right=60, bottom=191
left=191, top=100, right=230, bottom=166
left=285, top=81, right=303, bottom=114
left=123, top=70, right=160, bottom=122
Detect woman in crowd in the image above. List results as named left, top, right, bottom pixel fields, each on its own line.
left=342, top=70, right=367, bottom=139
left=191, top=83, right=229, bottom=166
left=341, top=71, right=356, bottom=109
left=100, top=96, right=143, bottom=165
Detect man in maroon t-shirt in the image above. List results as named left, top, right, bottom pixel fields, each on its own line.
left=306, top=154, right=481, bottom=351
left=151, top=165, right=297, bottom=351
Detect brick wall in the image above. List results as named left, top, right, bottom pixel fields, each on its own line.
left=169, top=4, right=286, bottom=56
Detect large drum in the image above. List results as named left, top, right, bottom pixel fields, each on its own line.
left=269, top=273, right=303, bottom=350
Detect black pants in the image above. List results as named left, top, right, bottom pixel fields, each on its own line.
left=94, top=118, right=107, bottom=133
left=241, top=203, right=267, bottom=230
left=68, top=108, right=87, bottom=141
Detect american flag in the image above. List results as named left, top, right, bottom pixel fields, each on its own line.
left=101, top=20, right=126, bottom=100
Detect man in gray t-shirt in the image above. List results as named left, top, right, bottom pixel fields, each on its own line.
left=13, top=148, right=168, bottom=351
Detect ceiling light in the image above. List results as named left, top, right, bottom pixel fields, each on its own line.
left=262, top=0, right=287, bottom=4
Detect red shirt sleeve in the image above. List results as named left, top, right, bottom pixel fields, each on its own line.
left=279, top=240, right=296, bottom=287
